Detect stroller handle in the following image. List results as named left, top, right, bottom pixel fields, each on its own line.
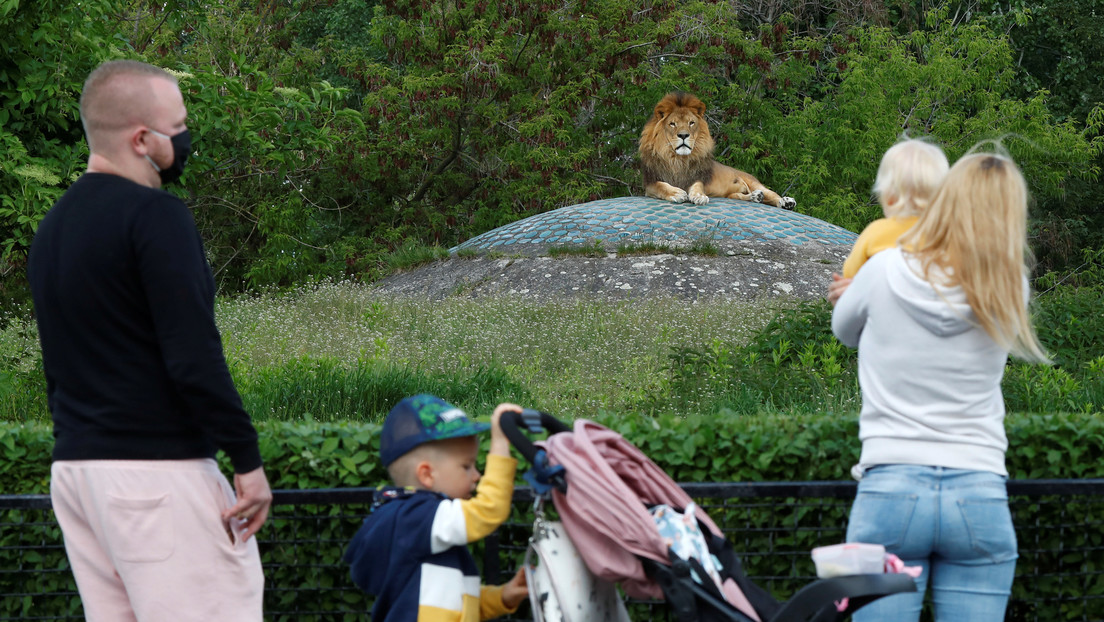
left=499, top=409, right=570, bottom=494
left=498, top=409, right=570, bottom=465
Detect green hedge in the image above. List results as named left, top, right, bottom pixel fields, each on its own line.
left=3, top=411, right=1103, bottom=619
left=7, top=410, right=1102, bottom=493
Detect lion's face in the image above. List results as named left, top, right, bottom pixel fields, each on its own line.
left=641, top=93, right=714, bottom=162
left=662, top=107, right=704, bottom=156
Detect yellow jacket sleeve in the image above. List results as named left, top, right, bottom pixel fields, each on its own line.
left=479, top=584, right=518, bottom=620
left=460, top=453, right=517, bottom=542
left=843, top=217, right=917, bottom=278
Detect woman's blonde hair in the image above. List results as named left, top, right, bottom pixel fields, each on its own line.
left=900, top=151, right=1050, bottom=362
left=873, top=139, right=950, bottom=218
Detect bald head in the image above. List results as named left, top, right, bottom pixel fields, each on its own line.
left=80, top=60, right=180, bottom=152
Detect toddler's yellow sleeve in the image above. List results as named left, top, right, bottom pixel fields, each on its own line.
left=427, top=454, right=518, bottom=553
left=479, top=584, right=517, bottom=620
left=460, top=454, right=517, bottom=542
left=843, top=224, right=878, bottom=278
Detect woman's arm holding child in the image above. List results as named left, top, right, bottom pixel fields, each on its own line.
left=828, top=272, right=853, bottom=307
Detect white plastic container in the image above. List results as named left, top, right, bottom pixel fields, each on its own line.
left=811, top=543, right=886, bottom=578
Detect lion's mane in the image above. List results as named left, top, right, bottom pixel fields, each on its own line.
left=638, top=92, right=715, bottom=191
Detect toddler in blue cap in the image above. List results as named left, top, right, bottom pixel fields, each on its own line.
left=344, top=394, right=528, bottom=621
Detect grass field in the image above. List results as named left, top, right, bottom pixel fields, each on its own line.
left=1, top=277, right=1100, bottom=423
left=215, top=281, right=781, bottom=420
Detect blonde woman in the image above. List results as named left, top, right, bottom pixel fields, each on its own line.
left=831, top=152, right=1048, bottom=621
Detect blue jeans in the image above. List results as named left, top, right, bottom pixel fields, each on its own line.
left=846, top=465, right=1017, bottom=622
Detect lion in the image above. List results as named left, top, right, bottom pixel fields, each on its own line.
left=638, top=92, right=796, bottom=210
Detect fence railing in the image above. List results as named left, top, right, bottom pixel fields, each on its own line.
left=2, top=479, right=1103, bottom=621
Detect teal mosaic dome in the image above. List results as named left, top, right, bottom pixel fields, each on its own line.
left=451, top=197, right=857, bottom=256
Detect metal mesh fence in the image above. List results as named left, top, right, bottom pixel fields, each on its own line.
left=2, top=480, right=1102, bottom=621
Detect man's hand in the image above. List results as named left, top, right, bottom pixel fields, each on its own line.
left=222, top=466, right=273, bottom=541
left=828, top=272, right=853, bottom=307
left=501, top=567, right=529, bottom=610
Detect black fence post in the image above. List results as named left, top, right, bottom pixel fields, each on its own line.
left=483, top=531, right=502, bottom=585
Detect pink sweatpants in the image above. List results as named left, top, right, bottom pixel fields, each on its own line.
left=50, top=459, right=265, bottom=621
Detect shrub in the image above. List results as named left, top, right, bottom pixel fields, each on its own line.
left=656, top=300, right=859, bottom=416
left=658, top=286, right=1104, bottom=417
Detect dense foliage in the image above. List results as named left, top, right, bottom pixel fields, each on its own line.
left=1, top=0, right=1102, bottom=295
left=0, top=0, right=118, bottom=306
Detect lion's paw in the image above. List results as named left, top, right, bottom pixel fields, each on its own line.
left=749, top=189, right=765, bottom=203
left=779, top=196, right=797, bottom=210
left=668, top=189, right=689, bottom=203
left=690, top=192, right=709, bottom=205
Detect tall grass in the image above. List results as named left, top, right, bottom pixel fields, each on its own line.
left=660, top=302, right=862, bottom=417
left=214, top=281, right=776, bottom=420
left=2, top=279, right=1100, bottom=424
left=232, top=357, right=531, bottom=423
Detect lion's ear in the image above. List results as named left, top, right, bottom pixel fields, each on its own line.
left=688, top=97, right=707, bottom=117
left=654, top=93, right=678, bottom=119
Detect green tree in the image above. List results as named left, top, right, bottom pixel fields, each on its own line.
left=102, top=1, right=381, bottom=286
left=780, top=10, right=1103, bottom=231
left=175, top=63, right=366, bottom=286
left=999, top=0, right=1104, bottom=269
left=339, top=0, right=1100, bottom=252
left=324, top=0, right=823, bottom=250
left=4, top=0, right=1102, bottom=292
left=0, top=0, right=367, bottom=290
left=0, top=0, right=123, bottom=292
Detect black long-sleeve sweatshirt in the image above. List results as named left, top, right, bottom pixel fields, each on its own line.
left=28, top=173, right=262, bottom=473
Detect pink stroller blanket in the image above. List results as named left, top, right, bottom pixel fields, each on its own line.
left=543, top=419, right=761, bottom=620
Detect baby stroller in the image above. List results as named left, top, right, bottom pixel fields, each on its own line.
left=500, top=410, right=915, bottom=622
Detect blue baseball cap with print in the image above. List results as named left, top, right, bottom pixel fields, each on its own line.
left=379, top=394, right=491, bottom=467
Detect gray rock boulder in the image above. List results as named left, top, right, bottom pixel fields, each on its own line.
left=372, top=197, right=857, bottom=302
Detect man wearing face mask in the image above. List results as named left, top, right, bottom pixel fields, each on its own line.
left=27, top=60, right=270, bottom=621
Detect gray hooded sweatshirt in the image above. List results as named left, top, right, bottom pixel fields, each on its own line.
left=832, top=248, right=1015, bottom=479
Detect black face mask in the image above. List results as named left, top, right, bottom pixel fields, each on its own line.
left=145, top=128, right=191, bottom=185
